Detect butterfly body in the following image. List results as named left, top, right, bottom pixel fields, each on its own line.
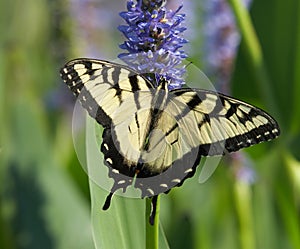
left=60, top=58, right=280, bottom=224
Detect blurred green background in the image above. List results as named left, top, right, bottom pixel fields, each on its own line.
left=1, top=0, right=299, bottom=249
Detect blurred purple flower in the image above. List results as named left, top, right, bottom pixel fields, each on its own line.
left=69, top=0, right=124, bottom=58
left=118, top=0, right=188, bottom=89
left=203, top=0, right=252, bottom=93
left=231, top=152, right=256, bottom=184
left=203, top=0, right=256, bottom=183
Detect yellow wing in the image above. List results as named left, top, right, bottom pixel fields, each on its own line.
left=60, top=58, right=155, bottom=127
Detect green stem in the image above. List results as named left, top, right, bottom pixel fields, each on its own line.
left=228, top=0, right=279, bottom=117
left=146, top=196, right=160, bottom=249
left=234, top=181, right=255, bottom=249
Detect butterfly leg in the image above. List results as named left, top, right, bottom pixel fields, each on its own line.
left=149, top=195, right=158, bottom=225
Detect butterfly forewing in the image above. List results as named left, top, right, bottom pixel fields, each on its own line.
left=170, top=88, right=280, bottom=155
left=60, top=58, right=155, bottom=127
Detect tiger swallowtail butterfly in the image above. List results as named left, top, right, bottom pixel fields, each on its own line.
left=60, top=58, right=280, bottom=225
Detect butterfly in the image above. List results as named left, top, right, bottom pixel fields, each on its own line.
left=60, top=58, right=280, bottom=224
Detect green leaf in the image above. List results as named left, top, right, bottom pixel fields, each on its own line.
left=85, top=115, right=169, bottom=249
left=231, top=0, right=300, bottom=133
left=1, top=99, right=94, bottom=249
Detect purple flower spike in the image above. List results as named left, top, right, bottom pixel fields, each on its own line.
left=118, top=0, right=188, bottom=89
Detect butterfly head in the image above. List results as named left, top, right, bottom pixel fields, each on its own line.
left=157, top=75, right=170, bottom=91
left=142, top=72, right=170, bottom=90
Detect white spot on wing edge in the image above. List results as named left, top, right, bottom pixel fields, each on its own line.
left=184, top=168, right=193, bottom=174
left=112, top=169, right=119, bottom=174
left=147, top=188, right=155, bottom=195
left=103, top=143, right=109, bottom=150
left=246, top=139, right=253, bottom=144
left=160, top=184, right=168, bottom=188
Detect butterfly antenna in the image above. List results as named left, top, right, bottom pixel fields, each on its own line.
left=184, top=60, right=193, bottom=69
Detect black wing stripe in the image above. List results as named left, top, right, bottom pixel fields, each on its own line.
left=225, top=103, right=238, bottom=119
left=112, top=67, right=121, bottom=84
left=79, top=86, right=112, bottom=127
left=187, top=93, right=203, bottom=108
left=134, top=112, right=141, bottom=147
left=129, top=75, right=143, bottom=110
left=129, top=75, right=140, bottom=92
left=173, top=93, right=200, bottom=120
left=101, top=66, right=109, bottom=84
left=82, top=60, right=92, bottom=71
left=165, top=123, right=178, bottom=137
